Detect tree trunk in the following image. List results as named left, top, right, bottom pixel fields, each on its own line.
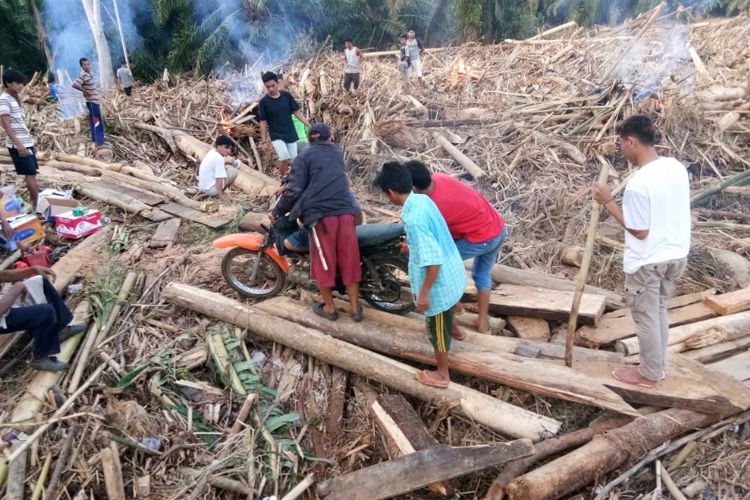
left=504, top=409, right=719, bottom=500
left=81, top=0, right=114, bottom=89
left=29, top=0, right=53, bottom=68
left=161, top=283, right=561, bottom=440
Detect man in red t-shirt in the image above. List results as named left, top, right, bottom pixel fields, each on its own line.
left=406, top=161, right=507, bottom=333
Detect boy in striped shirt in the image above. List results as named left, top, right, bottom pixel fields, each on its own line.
left=375, top=162, right=467, bottom=388
left=0, top=70, right=40, bottom=211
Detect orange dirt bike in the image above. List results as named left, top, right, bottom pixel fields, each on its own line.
left=213, top=219, right=414, bottom=314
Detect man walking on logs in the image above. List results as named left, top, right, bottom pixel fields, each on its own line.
left=407, top=160, right=507, bottom=333
left=258, top=71, right=310, bottom=176
left=343, top=38, right=364, bottom=92
left=375, top=162, right=467, bottom=388
left=592, top=115, right=690, bottom=388
left=269, top=123, right=363, bottom=322
left=0, top=266, right=85, bottom=371
left=72, top=58, right=105, bottom=147
left=0, top=70, right=40, bottom=211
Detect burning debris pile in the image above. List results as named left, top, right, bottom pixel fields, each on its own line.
left=0, top=6, right=749, bottom=500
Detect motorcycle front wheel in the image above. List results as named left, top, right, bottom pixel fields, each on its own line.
left=221, top=248, right=287, bottom=299
left=364, top=256, right=415, bottom=314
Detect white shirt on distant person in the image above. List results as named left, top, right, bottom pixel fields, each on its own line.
left=198, top=149, right=227, bottom=194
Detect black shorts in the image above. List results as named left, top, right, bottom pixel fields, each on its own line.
left=8, top=147, right=39, bottom=175
left=124, top=86, right=133, bottom=96
left=343, top=73, right=360, bottom=91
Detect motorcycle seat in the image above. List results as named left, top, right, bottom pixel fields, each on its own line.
left=356, top=223, right=405, bottom=248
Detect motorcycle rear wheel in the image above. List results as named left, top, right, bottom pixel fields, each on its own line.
left=364, top=256, right=414, bottom=314
left=221, top=248, right=287, bottom=299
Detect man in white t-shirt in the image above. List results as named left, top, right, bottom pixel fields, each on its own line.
left=198, top=135, right=238, bottom=198
left=593, top=115, right=690, bottom=388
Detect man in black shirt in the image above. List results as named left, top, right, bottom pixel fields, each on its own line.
left=258, top=72, right=311, bottom=176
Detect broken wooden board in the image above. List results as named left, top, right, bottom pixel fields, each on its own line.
left=575, top=354, right=750, bottom=415
left=372, top=394, right=453, bottom=497
left=577, top=301, right=717, bottom=348
left=77, top=182, right=172, bottom=222
left=590, top=289, right=716, bottom=320
left=704, top=286, right=750, bottom=316
left=149, top=218, right=181, bottom=248
left=507, top=316, right=550, bottom=341
left=88, top=179, right=165, bottom=206
left=316, top=441, right=534, bottom=500
left=708, top=349, right=750, bottom=382
left=464, top=284, right=606, bottom=325
left=159, top=202, right=236, bottom=228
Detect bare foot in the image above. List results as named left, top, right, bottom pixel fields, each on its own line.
left=612, top=366, right=658, bottom=388
left=452, top=324, right=467, bottom=341
left=476, top=318, right=489, bottom=334
left=415, top=369, right=449, bottom=388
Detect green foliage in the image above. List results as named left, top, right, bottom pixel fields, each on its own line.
left=0, top=0, right=46, bottom=74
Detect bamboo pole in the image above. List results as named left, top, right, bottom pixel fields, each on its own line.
left=565, top=159, right=609, bottom=367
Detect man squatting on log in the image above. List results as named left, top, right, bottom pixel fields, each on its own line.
left=197, top=135, right=239, bottom=199
left=592, top=115, right=690, bottom=388
left=375, top=162, right=467, bottom=388
left=407, top=161, right=508, bottom=333
left=270, top=123, right=364, bottom=322
left=258, top=72, right=311, bottom=176
left=0, top=267, right=85, bottom=372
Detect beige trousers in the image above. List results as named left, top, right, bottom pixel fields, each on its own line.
left=625, top=257, right=688, bottom=381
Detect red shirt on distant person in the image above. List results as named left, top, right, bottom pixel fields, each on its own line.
left=429, top=173, right=504, bottom=243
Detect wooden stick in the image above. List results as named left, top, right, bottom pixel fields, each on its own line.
left=66, top=323, right=101, bottom=394
left=229, top=393, right=257, bottom=435
left=565, top=159, right=609, bottom=367
left=659, top=461, right=688, bottom=500
left=101, top=442, right=126, bottom=500
left=5, top=364, right=106, bottom=463
left=92, top=270, right=138, bottom=349
left=42, top=427, right=76, bottom=500
left=30, top=454, right=52, bottom=500
left=433, top=133, right=486, bottom=179
left=280, top=473, right=314, bottom=500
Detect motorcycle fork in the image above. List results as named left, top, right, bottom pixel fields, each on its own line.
left=249, top=238, right=274, bottom=283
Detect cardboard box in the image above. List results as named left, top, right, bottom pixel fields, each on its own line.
left=0, top=214, right=45, bottom=251
left=38, top=197, right=80, bottom=222
left=0, top=186, right=22, bottom=219
left=55, top=209, right=102, bottom=240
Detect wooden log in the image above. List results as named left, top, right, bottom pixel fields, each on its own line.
left=433, top=133, right=486, bottom=179
left=102, top=170, right=216, bottom=213
left=149, top=218, right=181, bottom=248
left=465, top=284, right=606, bottom=325
left=708, top=350, right=750, bottom=382
left=317, top=441, right=535, bottom=500
left=578, top=301, right=717, bottom=348
left=238, top=211, right=270, bottom=233
left=159, top=202, right=236, bottom=229
left=616, top=310, right=750, bottom=355
left=560, top=246, right=584, bottom=267
left=683, top=336, right=750, bottom=363
left=162, top=283, right=560, bottom=440
left=485, top=412, right=633, bottom=500
left=489, top=264, right=624, bottom=309
left=504, top=409, right=719, bottom=500
left=101, top=442, right=126, bottom=500
left=372, top=394, right=453, bottom=496
left=54, top=153, right=123, bottom=172
left=257, top=297, right=639, bottom=415
left=506, top=316, right=550, bottom=341
left=704, top=286, right=750, bottom=316
left=76, top=182, right=169, bottom=221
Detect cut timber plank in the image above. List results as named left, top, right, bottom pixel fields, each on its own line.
left=88, top=180, right=165, bottom=206
left=465, top=284, right=606, bottom=325
left=77, top=183, right=171, bottom=222
left=316, top=441, right=534, bottom=500
left=149, top=218, right=181, bottom=248
left=162, top=283, right=561, bottom=440
left=708, top=350, right=750, bottom=382
left=577, top=301, right=717, bottom=348
left=159, top=202, right=236, bottom=229
left=704, top=286, right=750, bottom=316
left=507, top=316, right=550, bottom=341
left=372, top=394, right=453, bottom=496
left=684, top=336, right=750, bottom=364
left=604, top=289, right=716, bottom=319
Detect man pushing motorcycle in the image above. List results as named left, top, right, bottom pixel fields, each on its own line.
left=269, top=123, right=364, bottom=322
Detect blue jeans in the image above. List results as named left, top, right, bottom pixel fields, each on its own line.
left=455, top=226, right=508, bottom=291
left=86, top=102, right=105, bottom=145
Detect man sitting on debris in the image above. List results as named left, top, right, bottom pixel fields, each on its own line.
left=270, top=123, right=362, bottom=322
left=0, top=70, right=40, bottom=212
left=258, top=72, right=311, bottom=177
left=0, top=266, right=86, bottom=371
left=375, top=162, right=466, bottom=388
left=198, top=135, right=238, bottom=199
left=407, top=160, right=507, bottom=333
left=72, top=58, right=105, bottom=147
left=592, top=115, right=690, bottom=388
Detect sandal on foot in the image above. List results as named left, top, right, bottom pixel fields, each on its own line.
left=313, top=302, right=338, bottom=321
left=351, top=305, right=364, bottom=323
left=415, top=370, right=449, bottom=388
left=611, top=366, right=657, bottom=388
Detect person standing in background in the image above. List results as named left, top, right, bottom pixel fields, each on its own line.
left=398, top=34, right=411, bottom=80
left=72, top=58, right=105, bottom=147
left=405, top=29, right=425, bottom=86
left=116, top=61, right=134, bottom=97
left=343, top=38, right=364, bottom=92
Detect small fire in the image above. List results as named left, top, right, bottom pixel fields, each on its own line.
left=450, top=57, right=471, bottom=82
left=219, top=108, right=232, bottom=135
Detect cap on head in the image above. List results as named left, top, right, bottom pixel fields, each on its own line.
left=215, top=135, right=233, bottom=148
left=309, top=123, right=331, bottom=141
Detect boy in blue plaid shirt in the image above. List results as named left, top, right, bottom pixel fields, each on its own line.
left=375, top=162, right=467, bottom=388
